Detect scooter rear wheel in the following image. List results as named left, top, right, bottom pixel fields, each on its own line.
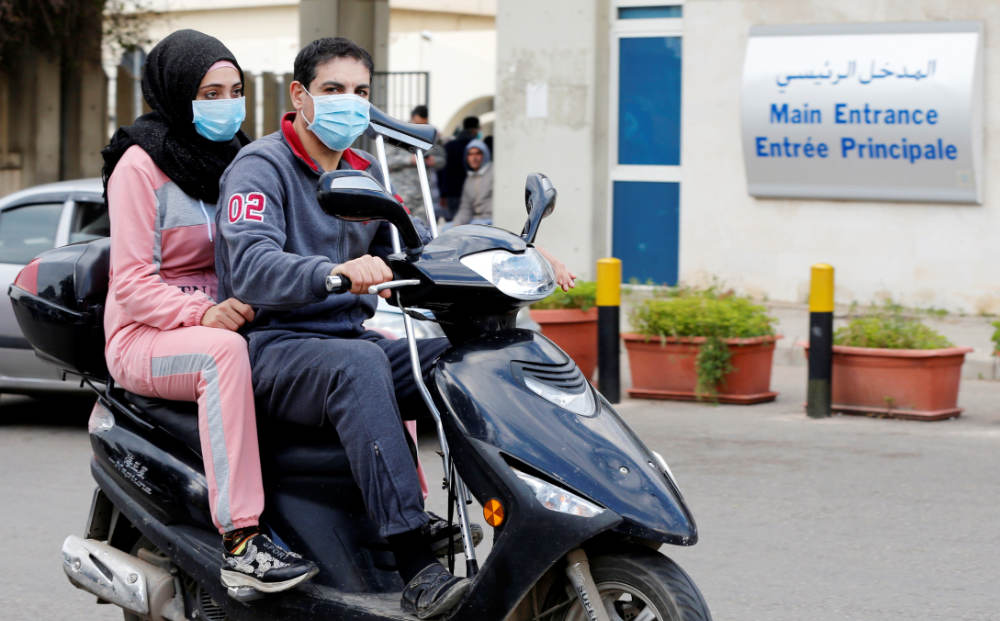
left=541, top=548, right=712, bottom=621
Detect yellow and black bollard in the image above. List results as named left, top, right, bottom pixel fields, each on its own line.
left=597, top=258, right=622, bottom=403
left=807, top=264, right=834, bottom=418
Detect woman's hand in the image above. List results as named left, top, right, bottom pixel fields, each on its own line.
left=201, top=298, right=255, bottom=331
left=537, top=246, right=577, bottom=292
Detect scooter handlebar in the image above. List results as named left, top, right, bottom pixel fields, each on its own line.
left=325, top=274, right=352, bottom=294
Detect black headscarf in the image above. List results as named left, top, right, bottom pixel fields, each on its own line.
left=101, top=29, right=251, bottom=203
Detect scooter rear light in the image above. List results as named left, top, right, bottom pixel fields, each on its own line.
left=513, top=469, right=604, bottom=518
left=88, top=402, right=115, bottom=434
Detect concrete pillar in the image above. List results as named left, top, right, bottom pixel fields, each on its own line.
left=0, top=71, right=24, bottom=195
left=299, top=0, right=389, bottom=71
left=11, top=53, right=62, bottom=187
left=63, top=58, right=108, bottom=180
left=494, top=0, right=610, bottom=280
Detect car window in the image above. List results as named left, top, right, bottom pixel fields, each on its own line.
left=68, top=200, right=110, bottom=243
left=0, top=203, right=65, bottom=264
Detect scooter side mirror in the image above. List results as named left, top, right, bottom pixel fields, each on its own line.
left=316, top=170, right=423, bottom=257
left=366, top=104, right=437, bottom=153
left=521, top=173, right=557, bottom=244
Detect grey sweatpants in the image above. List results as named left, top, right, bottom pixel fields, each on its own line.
left=248, top=329, right=450, bottom=538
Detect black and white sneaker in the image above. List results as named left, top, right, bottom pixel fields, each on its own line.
left=425, top=512, right=484, bottom=558
left=401, top=562, right=471, bottom=619
left=221, top=533, right=318, bottom=593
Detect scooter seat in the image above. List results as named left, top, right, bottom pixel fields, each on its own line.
left=117, top=391, right=351, bottom=476
left=257, top=418, right=351, bottom=476
left=118, top=390, right=200, bottom=450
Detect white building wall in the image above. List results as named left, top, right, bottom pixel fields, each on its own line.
left=494, top=0, right=609, bottom=280
left=682, top=0, right=1000, bottom=313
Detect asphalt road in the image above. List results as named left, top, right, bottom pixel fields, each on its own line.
left=0, top=393, right=120, bottom=620
left=2, top=363, right=999, bottom=620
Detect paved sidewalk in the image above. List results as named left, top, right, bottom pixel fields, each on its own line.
left=608, top=372, right=1000, bottom=621
left=618, top=292, right=999, bottom=380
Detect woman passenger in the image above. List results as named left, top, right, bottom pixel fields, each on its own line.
left=101, top=29, right=316, bottom=593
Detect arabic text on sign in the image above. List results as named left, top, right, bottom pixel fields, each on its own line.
left=775, top=60, right=938, bottom=88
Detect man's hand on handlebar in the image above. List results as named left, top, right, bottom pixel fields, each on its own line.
left=201, top=298, right=255, bottom=331
left=331, top=255, right=394, bottom=299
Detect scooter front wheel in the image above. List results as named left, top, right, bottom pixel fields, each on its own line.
left=541, top=548, right=712, bottom=621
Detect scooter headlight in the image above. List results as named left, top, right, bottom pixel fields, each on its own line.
left=513, top=469, right=604, bottom=518
left=460, top=248, right=556, bottom=300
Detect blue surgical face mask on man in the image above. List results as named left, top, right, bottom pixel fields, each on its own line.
left=191, top=97, right=246, bottom=142
left=302, top=91, right=370, bottom=152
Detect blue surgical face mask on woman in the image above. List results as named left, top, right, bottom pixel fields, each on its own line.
left=302, top=91, right=370, bottom=152
left=191, top=97, right=246, bottom=142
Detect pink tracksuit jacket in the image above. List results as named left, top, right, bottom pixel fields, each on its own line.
left=104, top=144, right=262, bottom=534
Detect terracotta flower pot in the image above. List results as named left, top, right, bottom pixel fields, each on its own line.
left=815, top=344, right=973, bottom=421
left=531, top=308, right=598, bottom=380
left=623, top=333, right=780, bottom=404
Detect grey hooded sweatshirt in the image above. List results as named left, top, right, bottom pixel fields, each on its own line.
left=452, top=138, right=492, bottom=226
left=215, top=113, right=429, bottom=340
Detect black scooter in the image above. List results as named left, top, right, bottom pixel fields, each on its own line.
left=8, top=110, right=712, bottom=621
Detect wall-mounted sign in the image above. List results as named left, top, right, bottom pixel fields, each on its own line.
left=741, top=22, right=983, bottom=203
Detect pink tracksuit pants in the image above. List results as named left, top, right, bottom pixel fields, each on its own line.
left=109, top=324, right=263, bottom=534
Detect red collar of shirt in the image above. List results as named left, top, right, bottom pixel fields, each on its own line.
left=280, top=111, right=371, bottom=173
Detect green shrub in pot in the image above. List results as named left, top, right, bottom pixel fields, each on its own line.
left=630, top=292, right=776, bottom=399
left=835, top=306, right=952, bottom=349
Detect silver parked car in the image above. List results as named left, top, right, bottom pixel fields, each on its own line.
left=0, top=178, right=108, bottom=394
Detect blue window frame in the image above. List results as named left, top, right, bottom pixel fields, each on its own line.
left=618, top=36, right=682, bottom=166
left=612, top=181, right=679, bottom=285
left=618, top=6, right=683, bottom=20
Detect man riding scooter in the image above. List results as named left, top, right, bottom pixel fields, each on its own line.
left=217, top=36, right=577, bottom=618
left=214, top=36, right=471, bottom=619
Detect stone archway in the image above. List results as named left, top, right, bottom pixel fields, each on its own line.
left=442, top=95, right=494, bottom=139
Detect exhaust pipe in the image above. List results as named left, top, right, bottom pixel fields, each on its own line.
left=61, top=535, right=180, bottom=620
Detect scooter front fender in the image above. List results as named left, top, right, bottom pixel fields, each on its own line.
left=433, top=329, right=697, bottom=545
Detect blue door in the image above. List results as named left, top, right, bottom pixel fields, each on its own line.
left=612, top=181, right=679, bottom=285
left=612, top=13, right=683, bottom=286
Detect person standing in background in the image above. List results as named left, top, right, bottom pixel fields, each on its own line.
left=438, top=116, right=479, bottom=222
left=449, top=139, right=492, bottom=227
